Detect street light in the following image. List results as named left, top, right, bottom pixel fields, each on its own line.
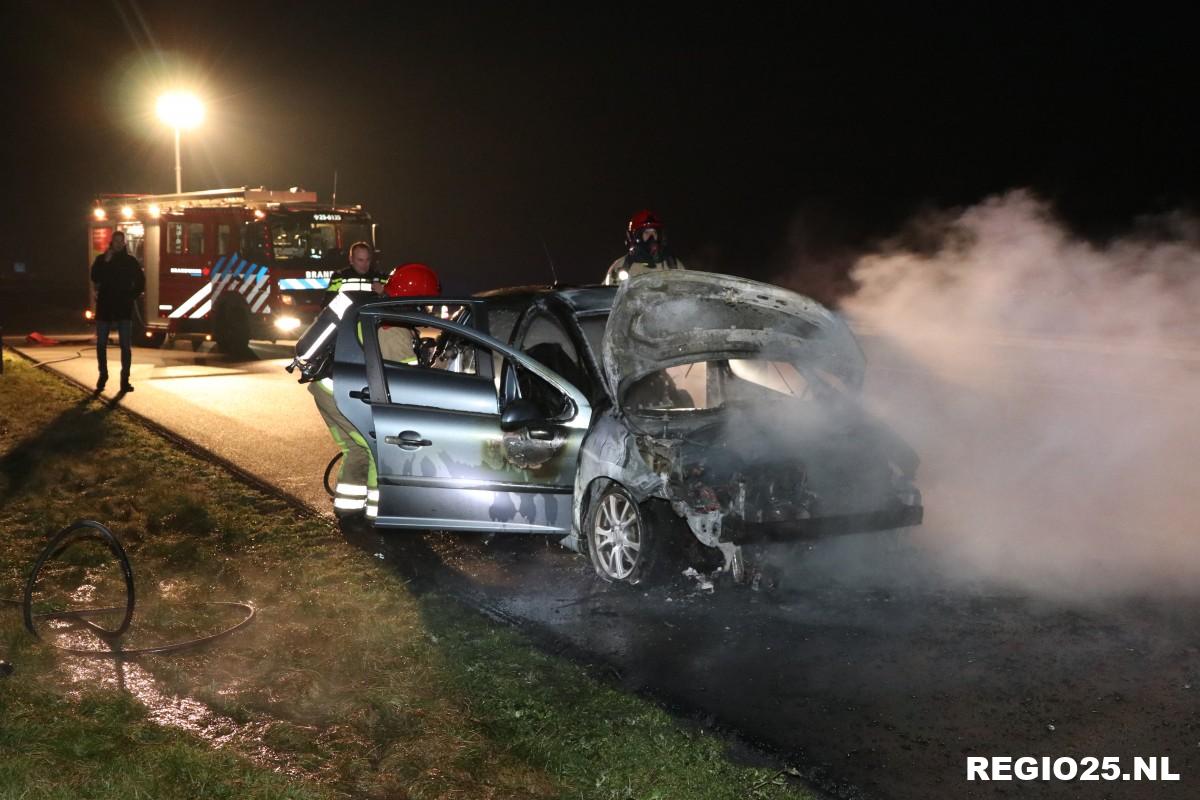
left=155, top=91, right=204, bottom=194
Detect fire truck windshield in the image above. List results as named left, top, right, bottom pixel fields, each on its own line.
left=268, top=215, right=373, bottom=263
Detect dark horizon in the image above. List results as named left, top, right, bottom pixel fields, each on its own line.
left=3, top=1, right=1197, bottom=300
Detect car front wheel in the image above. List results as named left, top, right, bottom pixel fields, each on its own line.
left=585, top=483, right=662, bottom=586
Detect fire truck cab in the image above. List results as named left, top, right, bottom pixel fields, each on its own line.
left=87, top=187, right=376, bottom=353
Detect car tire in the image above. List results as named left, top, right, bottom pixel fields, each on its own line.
left=584, top=483, right=665, bottom=586
left=213, top=294, right=251, bottom=355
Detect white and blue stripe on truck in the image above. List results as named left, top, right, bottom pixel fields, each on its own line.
left=277, top=277, right=331, bottom=290
left=168, top=253, right=271, bottom=319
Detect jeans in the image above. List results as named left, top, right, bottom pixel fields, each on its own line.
left=96, top=319, right=133, bottom=382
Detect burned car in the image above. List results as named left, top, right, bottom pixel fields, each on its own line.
left=331, top=270, right=922, bottom=585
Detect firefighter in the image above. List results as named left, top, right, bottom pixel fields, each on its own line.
left=379, top=264, right=441, bottom=365
left=289, top=262, right=441, bottom=522
left=326, top=240, right=387, bottom=299
left=602, top=210, right=686, bottom=285
left=384, top=262, right=441, bottom=299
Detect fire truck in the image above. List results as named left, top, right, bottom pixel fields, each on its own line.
left=87, top=187, right=376, bottom=352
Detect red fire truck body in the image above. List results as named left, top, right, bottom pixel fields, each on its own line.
left=87, top=187, right=375, bottom=351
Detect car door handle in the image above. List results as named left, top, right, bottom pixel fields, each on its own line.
left=385, top=431, right=432, bottom=450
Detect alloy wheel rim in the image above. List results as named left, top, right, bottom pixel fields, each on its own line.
left=593, top=493, right=640, bottom=580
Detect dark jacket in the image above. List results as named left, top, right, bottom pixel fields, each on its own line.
left=90, top=250, right=146, bottom=322
left=322, top=266, right=387, bottom=307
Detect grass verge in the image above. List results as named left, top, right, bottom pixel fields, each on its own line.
left=0, top=353, right=813, bottom=800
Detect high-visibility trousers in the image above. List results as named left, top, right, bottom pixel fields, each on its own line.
left=309, top=380, right=378, bottom=519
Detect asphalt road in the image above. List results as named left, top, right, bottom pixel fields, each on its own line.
left=10, top=331, right=1200, bottom=800
left=8, top=337, right=332, bottom=508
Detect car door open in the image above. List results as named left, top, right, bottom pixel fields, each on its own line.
left=346, top=309, right=591, bottom=533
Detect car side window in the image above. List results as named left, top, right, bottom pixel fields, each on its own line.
left=376, top=322, right=420, bottom=367
left=369, top=318, right=569, bottom=422
left=424, top=329, right=478, bottom=374
left=499, top=355, right=573, bottom=421
left=369, top=304, right=477, bottom=374
left=369, top=323, right=494, bottom=415
left=516, top=312, right=592, bottom=398
left=372, top=321, right=477, bottom=374
left=521, top=313, right=578, bottom=363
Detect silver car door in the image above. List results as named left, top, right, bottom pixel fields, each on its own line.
left=351, top=310, right=591, bottom=533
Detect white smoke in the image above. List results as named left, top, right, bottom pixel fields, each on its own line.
left=834, top=190, right=1200, bottom=599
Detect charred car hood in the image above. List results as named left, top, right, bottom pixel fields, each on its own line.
left=601, top=270, right=865, bottom=405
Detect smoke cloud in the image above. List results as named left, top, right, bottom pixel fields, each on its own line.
left=827, top=190, right=1200, bottom=599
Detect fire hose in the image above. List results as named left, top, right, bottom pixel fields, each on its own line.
left=323, top=452, right=343, bottom=498
left=0, top=520, right=256, bottom=674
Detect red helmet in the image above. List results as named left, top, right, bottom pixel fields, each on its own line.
left=385, top=263, right=441, bottom=297
left=626, top=209, right=665, bottom=248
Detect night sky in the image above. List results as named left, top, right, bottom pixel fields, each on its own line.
left=2, top=1, right=1196, bottom=297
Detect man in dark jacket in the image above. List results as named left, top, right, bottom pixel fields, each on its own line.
left=324, top=241, right=386, bottom=302
left=90, top=230, right=145, bottom=393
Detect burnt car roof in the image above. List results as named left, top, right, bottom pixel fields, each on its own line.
left=473, top=284, right=616, bottom=316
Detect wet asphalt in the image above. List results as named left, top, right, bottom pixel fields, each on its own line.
left=12, top=333, right=1200, bottom=799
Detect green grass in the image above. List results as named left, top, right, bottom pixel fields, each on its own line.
left=0, top=686, right=324, bottom=800
left=0, top=353, right=813, bottom=800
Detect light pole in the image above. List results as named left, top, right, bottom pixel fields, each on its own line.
left=155, top=92, right=204, bottom=194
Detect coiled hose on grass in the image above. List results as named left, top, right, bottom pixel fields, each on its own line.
left=1, top=520, right=256, bottom=666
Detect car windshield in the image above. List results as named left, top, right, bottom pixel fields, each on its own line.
left=625, top=358, right=814, bottom=413
left=627, top=362, right=716, bottom=412
left=727, top=359, right=811, bottom=398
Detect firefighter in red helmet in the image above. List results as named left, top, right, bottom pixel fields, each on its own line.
left=386, top=262, right=441, bottom=296
left=603, top=209, right=686, bottom=285
left=378, top=264, right=441, bottom=366
left=289, top=262, right=441, bottom=523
